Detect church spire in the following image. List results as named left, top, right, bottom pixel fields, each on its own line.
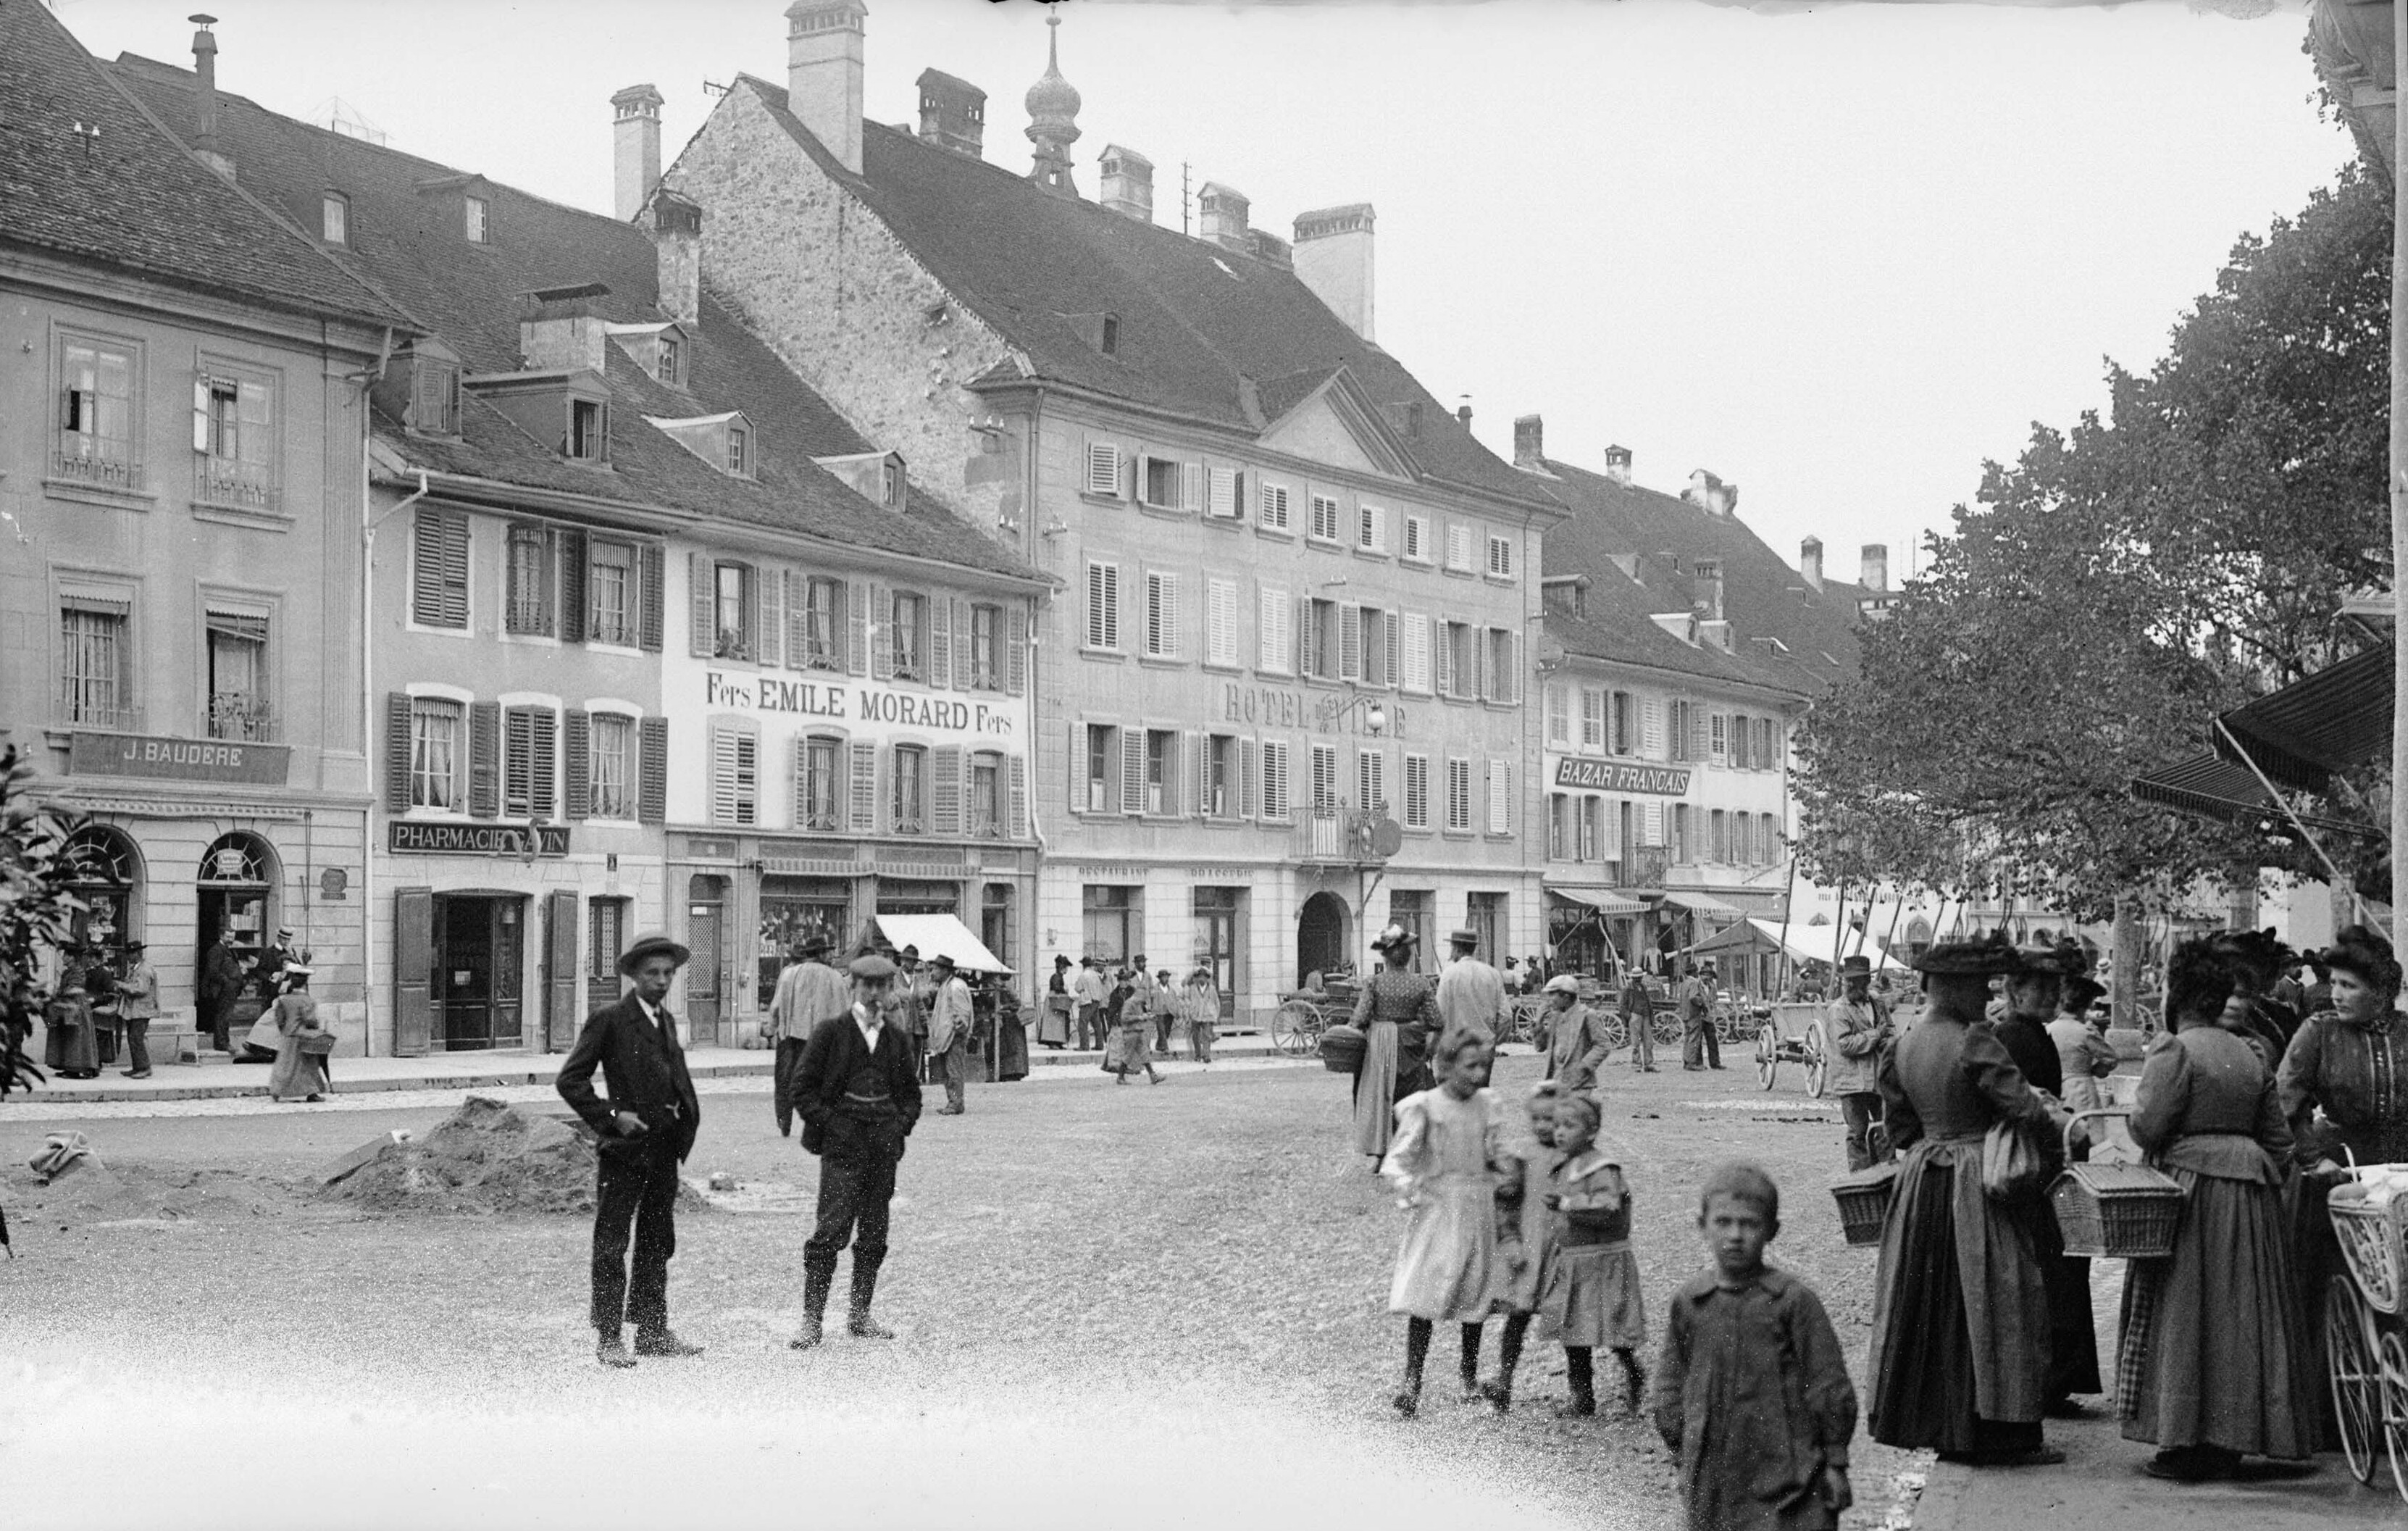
left=1024, top=10, right=1082, bottom=196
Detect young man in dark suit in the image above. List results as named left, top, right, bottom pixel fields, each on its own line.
left=790, top=953, right=923, bottom=1351
left=556, top=931, right=705, bottom=1369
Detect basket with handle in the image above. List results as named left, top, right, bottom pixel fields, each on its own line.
left=1828, top=1160, right=1899, bottom=1248
left=2047, top=1109, right=2183, bottom=1259
left=2328, top=1150, right=2408, bottom=1317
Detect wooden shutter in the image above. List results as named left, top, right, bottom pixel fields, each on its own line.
left=637, top=543, right=664, bottom=651
left=870, top=582, right=895, bottom=678
left=931, top=597, right=953, bottom=688
left=1643, top=698, right=1665, bottom=759
left=785, top=570, right=809, bottom=671
left=530, top=708, right=558, bottom=818
left=1121, top=727, right=1144, bottom=817
left=1257, top=586, right=1281, bottom=672
left=558, top=529, right=588, bottom=644
left=842, top=579, right=868, bottom=675
left=393, top=885, right=435, bottom=1057
left=933, top=745, right=964, bottom=835
left=1006, top=605, right=1028, bottom=695
left=411, top=510, right=464, bottom=627
left=709, top=725, right=738, bottom=825
left=385, top=691, right=414, bottom=809
left=687, top=551, right=714, bottom=656
left=1434, top=622, right=1455, bottom=697
left=637, top=716, right=668, bottom=824
left=1339, top=604, right=1363, bottom=683
left=1386, top=613, right=1402, bottom=691
left=563, top=709, right=592, bottom=819
left=1070, top=721, right=1092, bottom=813
left=545, top=888, right=581, bottom=1052
left=1187, top=732, right=1208, bottom=817
left=849, top=738, right=878, bottom=831
left=468, top=701, right=500, bottom=817
left=758, top=564, right=783, bottom=667
left=1692, top=709, right=1711, bottom=762
left=1008, top=754, right=1028, bottom=838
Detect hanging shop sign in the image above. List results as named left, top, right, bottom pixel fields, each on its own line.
left=69, top=730, right=290, bottom=785
left=1552, top=758, right=1692, bottom=796
left=703, top=672, right=1015, bottom=736
left=388, top=822, right=571, bottom=856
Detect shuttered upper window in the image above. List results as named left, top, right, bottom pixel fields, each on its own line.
left=411, top=508, right=470, bottom=628
left=892, top=744, right=927, bottom=834
left=1259, top=740, right=1291, bottom=820
left=1404, top=754, right=1430, bottom=830
left=501, top=705, right=558, bottom=819
left=709, top=721, right=758, bottom=827
left=1084, top=441, right=1122, bottom=497
left=1205, top=578, right=1239, bottom=667
left=589, top=713, right=634, bottom=819
left=504, top=525, right=553, bottom=636
left=1445, top=757, right=1472, bottom=831
left=1144, top=571, right=1179, bottom=659
left=1085, top=561, right=1121, bottom=651
left=1309, top=494, right=1342, bottom=543
left=1259, top=481, right=1292, bottom=531
left=1257, top=585, right=1292, bottom=675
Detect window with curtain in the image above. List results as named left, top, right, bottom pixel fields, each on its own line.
left=59, top=336, right=137, bottom=485
left=59, top=602, right=130, bottom=727
left=802, top=737, right=842, bottom=830
left=506, top=525, right=552, bottom=635
left=971, top=752, right=1003, bottom=836
left=803, top=577, right=843, bottom=669
left=409, top=698, right=463, bottom=809
left=590, top=714, right=633, bottom=819
left=588, top=541, right=635, bottom=645
left=892, top=591, right=925, bottom=680
left=205, top=611, right=270, bottom=741
left=892, top=745, right=927, bottom=833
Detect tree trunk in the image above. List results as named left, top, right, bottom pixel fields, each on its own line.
left=2112, top=892, right=2141, bottom=1032
left=2392, top=2, right=2408, bottom=956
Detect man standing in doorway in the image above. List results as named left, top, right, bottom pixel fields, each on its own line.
left=1437, top=928, right=1507, bottom=1048
left=767, top=936, right=848, bottom=1138
left=1621, top=967, right=1658, bottom=1072
left=1826, top=954, right=1891, bottom=1170
left=791, top=953, right=923, bottom=1350
left=1072, top=955, right=1108, bottom=1051
left=1678, top=960, right=1724, bottom=1070
left=197, top=929, right=241, bottom=1054
left=927, top=954, right=972, bottom=1116
left=115, top=940, right=159, bottom=1080
left=556, top=931, right=704, bottom=1369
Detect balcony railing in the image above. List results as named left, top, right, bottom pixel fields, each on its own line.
left=51, top=444, right=144, bottom=493
left=196, top=454, right=280, bottom=512
left=54, top=694, right=143, bottom=733
left=1299, top=807, right=1393, bottom=866
left=206, top=692, right=276, bottom=742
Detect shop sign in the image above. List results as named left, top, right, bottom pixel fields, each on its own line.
left=69, top=730, right=290, bottom=785
left=388, top=821, right=570, bottom=856
left=1221, top=683, right=1408, bottom=740
left=1553, top=757, right=1691, bottom=796
left=703, top=672, right=1015, bottom=736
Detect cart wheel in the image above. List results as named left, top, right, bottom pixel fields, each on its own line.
left=2330, top=1275, right=2381, bottom=1486
left=1755, top=1022, right=1779, bottom=1090
left=2382, top=1329, right=2408, bottom=1502
left=1600, top=1012, right=1629, bottom=1051
left=1273, top=1001, right=1318, bottom=1057
left=1651, top=1009, right=1682, bottom=1048
left=1803, top=1020, right=1830, bottom=1099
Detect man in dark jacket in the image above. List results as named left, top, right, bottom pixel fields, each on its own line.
left=556, top=930, right=703, bottom=1369
left=790, top=953, right=923, bottom=1351
left=197, top=933, right=241, bottom=1052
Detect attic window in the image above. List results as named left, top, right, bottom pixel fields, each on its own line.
left=727, top=426, right=748, bottom=476
left=659, top=335, right=682, bottom=387
left=566, top=398, right=608, bottom=462
left=321, top=193, right=348, bottom=245
left=409, top=354, right=460, bottom=436
left=464, top=195, right=490, bottom=244
left=882, top=458, right=903, bottom=508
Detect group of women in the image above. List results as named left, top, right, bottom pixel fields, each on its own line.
left=1866, top=924, right=2408, bottom=1483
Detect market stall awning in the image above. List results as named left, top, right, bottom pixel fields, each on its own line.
left=2212, top=642, right=2391, bottom=793
left=1660, top=890, right=1743, bottom=919
left=2131, top=751, right=2373, bottom=838
left=865, top=913, right=1012, bottom=974
left=1545, top=886, right=1648, bottom=917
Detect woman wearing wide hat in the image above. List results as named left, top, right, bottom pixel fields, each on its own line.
left=1350, top=925, right=1442, bottom=1163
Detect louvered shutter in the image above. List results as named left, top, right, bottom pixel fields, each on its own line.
left=1181, top=460, right=1203, bottom=514
left=1258, top=587, right=1281, bottom=671
left=1006, top=605, right=1028, bottom=695
left=869, top=583, right=895, bottom=678
left=530, top=709, right=558, bottom=818
left=1339, top=604, right=1362, bottom=683
left=758, top=565, right=783, bottom=667
left=1121, top=728, right=1144, bottom=817
left=790, top=735, right=811, bottom=829
left=1434, top=622, right=1455, bottom=697
left=956, top=600, right=973, bottom=688
left=1068, top=721, right=1087, bottom=813
left=936, top=597, right=958, bottom=688
left=1386, top=614, right=1401, bottom=691
left=1008, top=754, right=1028, bottom=837
left=1294, top=596, right=1310, bottom=677
left=1505, top=633, right=1522, bottom=706
left=637, top=544, right=664, bottom=651
left=1211, top=467, right=1239, bottom=519
left=468, top=701, right=500, bottom=817
left=933, top=746, right=963, bottom=835
left=1238, top=736, right=1255, bottom=819
left=785, top=570, right=808, bottom=670
left=1691, top=709, right=1710, bottom=762
left=845, top=739, right=877, bottom=831
left=687, top=552, right=714, bottom=656
left=564, top=709, right=591, bottom=819
left=1643, top=698, right=1665, bottom=759
left=1487, top=759, right=1510, bottom=835
left=874, top=744, right=893, bottom=835
left=845, top=579, right=870, bottom=675
left=1187, top=732, right=1208, bottom=817
left=1084, top=441, right=1119, bottom=496
left=410, top=516, right=443, bottom=625
left=637, top=717, right=667, bottom=823
left=558, top=530, right=588, bottom=644
left=385, top=692, right=414, bottom=809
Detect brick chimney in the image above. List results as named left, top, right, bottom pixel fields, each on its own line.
left=1692, top=559, right=1725, bottom=621
left=1602, top=445, right=1632, bottom=485
left=1292, top=202, right=1374, bottom=342
left=652, top=194, right=702, bottom=328
left=1098, top=144, right=1153, bottom=222
left=611, top=84, right=664, bottom=222
left=190, top=14, right=233, bottom=180
left=787, top=0, right=867, bottom=176
left=1513, top=414, right=1544, bottom=470
left=1247, top=230, right=1292, bottom=269
left=520, top=283, right=611, bottom=373
left=1799, top=536, right=1823, bottom=592
left=1684, top=470, right=1737, bottom=517
left=916, top=68, right=984, bottom=158
left=1457, top=401, right=1473, bottom=430
left=1860, top=544, right=1889, bottom=592
left=1198, top=182, right=1250, bottom=252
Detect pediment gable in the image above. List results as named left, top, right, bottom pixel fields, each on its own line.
left=1255, top=367, right=1415, bottom=481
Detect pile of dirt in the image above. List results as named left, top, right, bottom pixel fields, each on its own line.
left=315, top=1096, right=708, bottom=1217
left=3, top=1159, right=306, bottom=1227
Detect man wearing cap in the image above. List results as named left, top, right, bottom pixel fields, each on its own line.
left=1621, top=967, right=1658, bottom=1072
left=114, top=940, right=159, bottom=1079
left=767, top=936, right=849, bottom=1138
left=1540, top=975, right=1615, bottom=1096
left=926, top=954, right=974, bottom=1116
left=260, top=926, right=303, bottom=999
left=1826, top=954, right=1893, bottom=1170
left=791, top=953, right=924, bottom=1349
left=556, top=931, right=704, bottom=1369
left=1437, top=928, right=1507, bottom=1049
left=1071, top=955, right=1108, bottom=1052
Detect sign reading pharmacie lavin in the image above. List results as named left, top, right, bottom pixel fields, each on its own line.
left=388, top=821, right=571, bottom=856
left=1553, top=757, right=1692, bottom=796
left=68, top=730, right=291, bottom=785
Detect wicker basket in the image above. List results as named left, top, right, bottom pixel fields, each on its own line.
left=1318, top=1023, right=1366, bottom=1075
left=2329, top=1182, right=2408, bottom=1317
left=2048, top=1109, right=2183, bottom=1259
left=1830, top=1161, right=1898, bottom=1247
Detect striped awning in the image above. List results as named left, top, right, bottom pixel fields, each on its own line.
left=2212, top=643, right=2391, bottom=794
left=1660, top=889, right=1744, bottom=919
left=2131, top=750, right=2375, bottom=838
left=1545, top=885, right=1647, bottom=917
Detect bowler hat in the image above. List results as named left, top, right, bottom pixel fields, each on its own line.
left=618, top=932, right=691, bottom=975
left=1839, top=954, right=1872, bottom=977
left=849, top=953, right=899, bottom=983
left=798, top=935, right=834, bottom=959
left=1912, top=933, right=2023, bottom=977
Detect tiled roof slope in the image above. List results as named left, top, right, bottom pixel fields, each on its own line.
left=738, top=76, right=1558, bottom=518
left=1, top=6, right=406, bottom=329
left=107, top=54, right=1040, bottom=583
left=1539, top=455, right=1868, bottom=696
left=1544, top=557, right=1810, bottom=699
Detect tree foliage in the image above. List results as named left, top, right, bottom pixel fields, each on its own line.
left=1794, top=165, right=2391, bottom=923
left=1, top=745, right=86, bottom=1098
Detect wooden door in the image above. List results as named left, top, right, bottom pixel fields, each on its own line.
left=393, top=886, right=435, bottom=1056
left=685, top=898, right=723, bottom=1046
left=491, top=898, right=524, bottom=1048
left=544, top=888, right=580, bottom=1051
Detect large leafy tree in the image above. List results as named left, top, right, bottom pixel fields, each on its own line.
left=1795, top=164, right=2391, bottom=926
left=1, top=745, right=84, bottom=1099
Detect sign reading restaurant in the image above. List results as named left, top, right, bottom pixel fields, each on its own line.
left=703, top=672, right=1014, bottom=736
left=388, top=822, right=572, bottom=856
left=69, top=730, right=291, bottom=785
left=1552, top=757, right=1692, bottom=796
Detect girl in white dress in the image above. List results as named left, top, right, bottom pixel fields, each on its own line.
left=1381, top=1030, right=1512, bottom=1417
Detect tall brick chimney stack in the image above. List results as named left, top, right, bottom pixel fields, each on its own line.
left=1513, top=414, right=1544, bottom=470
left=611, top=84, right=664, bottom=222
left=1099, top=146, right=1154, bottom=222
left=1602, top=445, right=1633, bottom=486
left=787, top=0, right=867, bottom=176
left=1292, top=203, right=1375, bottom=342
left=916, top=69, right=985, bottom=158
left=1800, top=537, right=1824, bottom=592
left=1861, top=544, right=1889, bottom=593
left=189, top=14, right=233, bottom=179
left=653, top=194, right=703, bottom=328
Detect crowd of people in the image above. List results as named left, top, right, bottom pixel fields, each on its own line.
left=41, top=925, right=331, bottom=1098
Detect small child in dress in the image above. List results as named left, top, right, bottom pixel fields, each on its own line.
left=1381, top=1030, right=1510, bottom=1418
left=1476, top=1080, right=1565, bottom=1412
left=1653, top=1162, right=1857, bottom=1531
left=1539, top=1093, right=1647, bottom=1416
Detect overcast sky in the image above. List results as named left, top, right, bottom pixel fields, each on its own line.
left=52, top=0, right=2352, bottom=585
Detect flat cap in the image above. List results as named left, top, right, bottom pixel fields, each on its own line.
left=849, top=954, right=898, bottom=983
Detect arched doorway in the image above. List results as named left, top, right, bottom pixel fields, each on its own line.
left=1297, top=890, right=1349, bottom=988
left=63, top=824, right=142, bottom=954
left=197, top=831, right=277, bottom=971
left=1905, top=917, right=1933, bottom=961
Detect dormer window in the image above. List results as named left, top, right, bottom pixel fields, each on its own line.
left=882, top=458, right=902, bottom=506
left=321, top=193, right=348, bottom=245
left=567, top=398, right=607, bottom=461
left=659, top=335, right=682, bottom=387
left=464, top=195, right=489, bottom=244
left=727, top=426, right=748, bottom=475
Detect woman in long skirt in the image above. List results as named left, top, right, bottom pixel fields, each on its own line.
left=1868, top=935, right=2060, bottom=1467
left=1038, top=956, right=1074, bottom=1049
left=2118, top=937, right=2313, bottom=1480
left=44, top=983, right=100, bottom=1080
left=267, top=968, right=331, bottom=1102
left=1353, top=924, right=1442, bottom=1162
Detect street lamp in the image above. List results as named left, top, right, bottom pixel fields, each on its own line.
left=1315, top=691, right=1387, bottom=735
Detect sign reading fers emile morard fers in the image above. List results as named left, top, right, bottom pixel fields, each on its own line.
left=69, top=730, right=293, bottom=785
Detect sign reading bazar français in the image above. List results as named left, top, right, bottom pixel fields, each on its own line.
left=704, top=672, right=1014, bottom=736
left=1553, top=757, right=1692, bottom=796
left=69, top=730, right=291, bottom=785
left=389, top=821, right=571, bottom=856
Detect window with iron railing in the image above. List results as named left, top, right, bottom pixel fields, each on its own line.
left=967, top=604, right=1000, bottom=690
left=57, top=336, right=141, bottom=491
left=506, top=525, right=553, bottom=636
left=801, top=578, right=844, bottom=670
left=590, top=714, right=634, bottom=819
left=195, top=370, right=277, bottom=511
left=801, top=736, right=843, bottom=830
left=205, top=612, right=272, bottom=741
left=588, top=541, right=637, bottom=646
left=891, top=591, right=926, bottom=682
left=59, top=602, right=135, bottom=730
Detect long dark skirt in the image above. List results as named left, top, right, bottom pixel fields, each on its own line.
left=995, top=1017, right=1029, bottom=1082
left=2117, top=1166, right=2314, bottom=1459
left=2288, top=1173, right=2343, bottom=1452
left=2036, top=1207, right=2102, bottom=1401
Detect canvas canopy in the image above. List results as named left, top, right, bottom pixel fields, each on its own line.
left=1685, top=917, right=1910, bottom=970
left=865, top=914, right=1012, bottom=975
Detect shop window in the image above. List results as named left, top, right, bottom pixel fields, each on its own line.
left=1467, top=892, right=1505, bottom=964
left=204, top=609, right=272, bottom=741
left=1388, top=889, right=1434, bottom=973
left=62, top=824, right=141, bottom=951
left=1548, top=793, right=1568, bottom=860
left=1082, top=884, right=1140, bottom=964
left=981, top=883, right=1013, bottom=967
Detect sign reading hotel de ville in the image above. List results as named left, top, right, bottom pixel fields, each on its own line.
left=1553, top=757, right=1692, bottom=796
left=704, top=672, right=1015, bottom=736
left=69, top=730, right=291, bottom=785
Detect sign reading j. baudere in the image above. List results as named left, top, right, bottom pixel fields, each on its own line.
left=69, top=730, right=291, bottom=785
left=388, top=822, right=572, bottom=856
left=703, top=672, right=1013, bottom=735
left=1552, top=758, right=1692, bottom=796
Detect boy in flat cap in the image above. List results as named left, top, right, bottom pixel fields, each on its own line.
left=790, top=953, right=924, bottom=1349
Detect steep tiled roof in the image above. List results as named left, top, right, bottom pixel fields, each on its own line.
left=737, top=77, right=1558, bottom=517
left=1544, top=557, right=1809, bottom=700
left=0, top=7, right=406, bottom=329
left=108, top=54, right=1041, bottom=583
left=1539, top=455, right=1868, bottom=696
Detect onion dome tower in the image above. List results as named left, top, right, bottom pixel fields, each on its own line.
left=1025, top=11, right=1082, bottom=196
